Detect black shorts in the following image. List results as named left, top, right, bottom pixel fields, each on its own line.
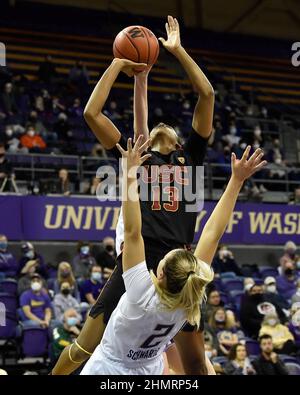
left=89, top=238, right=204, bottom=332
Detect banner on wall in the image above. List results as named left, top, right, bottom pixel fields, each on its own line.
left=0, top=195, right=299, bottom=244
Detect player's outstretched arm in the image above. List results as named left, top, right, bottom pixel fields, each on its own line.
left=194, top=147, right=267, bottom=265
left=116, top=136, right=151, bottom=271
left=134, top=68, right=151, bottom=142
left=84, top=58, right=146, bottom=149
left=159, top=16, right=214, bottom=139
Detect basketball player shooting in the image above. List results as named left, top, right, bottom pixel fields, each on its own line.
left=79, top=139, right=266, bottom=375
left=52, top=15, right=215, bottom=375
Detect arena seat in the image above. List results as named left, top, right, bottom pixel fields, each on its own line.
left=0, top=279, right=18, bottom=296
left=21, top=327, right=49, bottom=358
left=0, top=293, right=18, bottom=313
left=245, top=339, right=260, bottom=356
left=285, top=362, right=300, bottom=376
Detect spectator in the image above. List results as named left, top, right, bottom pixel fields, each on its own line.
left=52, top=97, right=66, bottom=115
left=91, top=143, right=107, bottom=159
left=20, top=125, right=47, bottom=152
left=54, top=112, right=71, bottom=140
left=259, top=312, right=296, bottom=355
left=277, top=261, right=299, bottom=300
left=291, top=279, right=300, bottom=304
left=85, top=176, right=100, bottom=196
left=103, top=100, right=122, bottom=121
left=53, top=281, right=81, bottom=323
left=95, top=237, right=116, bottom=280
left=80, top=265, right=104, bottom=305
left=244, top=277, right=255, bottom=292
left=51, top=308, right=81, bottom=362
left=68, top=97, right=83, bottom=118
left=204, top=289, right=224, bottom=322
left=68, top=61, right=89, bottom=92
left=0, top=234, right=18, bottom=278
left=212, top=245, right=242, bottom=276
left=224, top=343, right=256, bottom=375
left=240, top=284, right=285, bottom=339
left=252, top=335, right=289, bottom=375
left=0, top=143, right=15, bottom=191
left=38, top=55, right=58, bottom=84
left=72, top=241, right=97, bottom=279
left=3, top=125, right=21, bottom=153
left=20, top=274, right=52, bottom=328
left=207, top=307, right=239, bottom=356
left=18, top=262, right=47, bottom=296
left=53, top=262, right=80, bottom=301
left=264, top=276, right=290, bottom=311
left=18, top=242, right=47, bottom=278
left=279, top=241, right=298, bottom=273
left=288, top=303, right=300, bottom=345
left=57, top=168, right=74, bottom=196
left=1, top=82, right=18, bottom=115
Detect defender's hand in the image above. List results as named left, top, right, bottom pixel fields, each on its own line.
left=116, top=136, right=151, bottom=176
left=231, top=146, right=267, bottom=183
left=159, top=15, right=181, bottom=54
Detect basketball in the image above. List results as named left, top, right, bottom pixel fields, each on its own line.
left=113, top=26, right=159, bottom=66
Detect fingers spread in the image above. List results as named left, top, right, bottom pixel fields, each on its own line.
left=127, top=138, right=133, bottom=152
left=231, top=152, right=237, bottom=166
left=116, top=143, right=125, bottom=156
left=248, top=148, right=262, bottom=164
left=241, top=145, right=251, bottom=162
left=138, top=138, right=151, bottom=153
left=140, top=154, right=152, bottom=163
left=165, top=22, right=170, bottom=35
left=133, top=135, right=144, bottom=151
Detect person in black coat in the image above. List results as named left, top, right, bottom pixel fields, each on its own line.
left=253, top=334, right=288, bottom=375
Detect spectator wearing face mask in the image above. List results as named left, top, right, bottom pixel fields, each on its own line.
left=259, top=312, right=296, bottom=355
left=280, top=241, right=298, bottom=273
left=51, top=308, right=81, bottom=363
left=264, top=276, right=289, bottom=311
left=95, top=237, right=116, bottom=280
left=72, top=242, right=97, bottom=280
left=277, top=262, right=299, bottom=300
left=18, top=242, right=47, bottom=278
left=224, top=343, right=256, bottom=375
left=20, top=125, right=47, bottom=152
left=53, top=282, right=81, bottom=323
left=291, top=279, right=300, bottom=304
left=53, top=262, right=80, bottom=301
left=0, top=234, right=18, bottom=278
left=212, top=245, right=242, bottom=276
left=18, top=261, right=47, bottom=296
left=3, top=126, right=22, bottom=153
left=80, top=265, right=104, bottom=305
left=253, top=335, right=288, bottom=375
left=20, top=274, right=52, bottom=328
left=240, top=284, right=285, bottom=339
left=207, top=307, right=241, bottom=356
left=288, top=304, right=300, bottom=345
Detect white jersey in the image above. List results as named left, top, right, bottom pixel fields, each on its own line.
left=81, top=261, right=186, bottom=375
left=115, top=207, right=124, bottom=256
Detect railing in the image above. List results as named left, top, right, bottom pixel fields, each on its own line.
left=4, top=153, right=300, bottom=202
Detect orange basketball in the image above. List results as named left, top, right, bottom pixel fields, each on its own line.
left=113, top=26, right=159, bottom=66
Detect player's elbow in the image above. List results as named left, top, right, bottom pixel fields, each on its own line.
left=198, top=85, right=215, bottom=99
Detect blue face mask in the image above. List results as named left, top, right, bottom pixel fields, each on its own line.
left=25, top=250, right=35, bottom=259
left=66, top=317, right=78, bottom=327
left=91, top=272, right=102, bottom=282
left=80, top=246, right=90, bottom=255
left=0, top=242, right=7, bottom=251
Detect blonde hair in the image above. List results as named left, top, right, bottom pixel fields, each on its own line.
left=208, top=307, right=234, bottom=330
left=150, top=249, right=214, bottom=329
left=57, top=261, right=75, bottom=287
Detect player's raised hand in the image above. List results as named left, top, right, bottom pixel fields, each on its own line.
left=116, top=136, right=151, bottom=176
left=159, top=15, right=181, bottom=54
left=231, top=146, right=267, bottom=183
left=113, top=58, right=147, bottom=77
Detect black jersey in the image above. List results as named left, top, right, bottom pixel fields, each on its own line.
left=109, top=129, right=208, bottom=246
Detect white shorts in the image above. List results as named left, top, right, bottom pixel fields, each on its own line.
left=80, top=346, right=164, bottom=375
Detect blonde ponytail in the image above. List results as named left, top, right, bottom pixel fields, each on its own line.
left=150, top=249, right=214, bottom=329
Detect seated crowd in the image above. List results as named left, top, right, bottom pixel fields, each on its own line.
left=1, top=232, right=300, bottom=374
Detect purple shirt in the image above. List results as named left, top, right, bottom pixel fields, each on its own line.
left=0, top=251, right=19, bottom=277
left=276, top=274, right=299, bottom=300
left=20, top=289, right=52, bottom=320
left=80, top=279, right=103, bottom=302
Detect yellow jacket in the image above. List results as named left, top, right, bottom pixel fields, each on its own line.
left=259, top=324, right=294, bottom=349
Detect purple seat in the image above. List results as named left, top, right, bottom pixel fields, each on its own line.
left=0, top=293, right=17, bottom=313
left=22, top=327, right=49, bottom=357
left=0, top=279, right=18, bottom=295
left=245, top=339, right=260, bottom=356
left=259, top=266, right=278, bottom=279
left=222, top=279, right=244, bottom=292
left=230, top=290, right=244, bottom=306
left=0, top=310, right=17, bottom=339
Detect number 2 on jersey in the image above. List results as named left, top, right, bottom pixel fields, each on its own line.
left=140, top=324, right=175, bottom=349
